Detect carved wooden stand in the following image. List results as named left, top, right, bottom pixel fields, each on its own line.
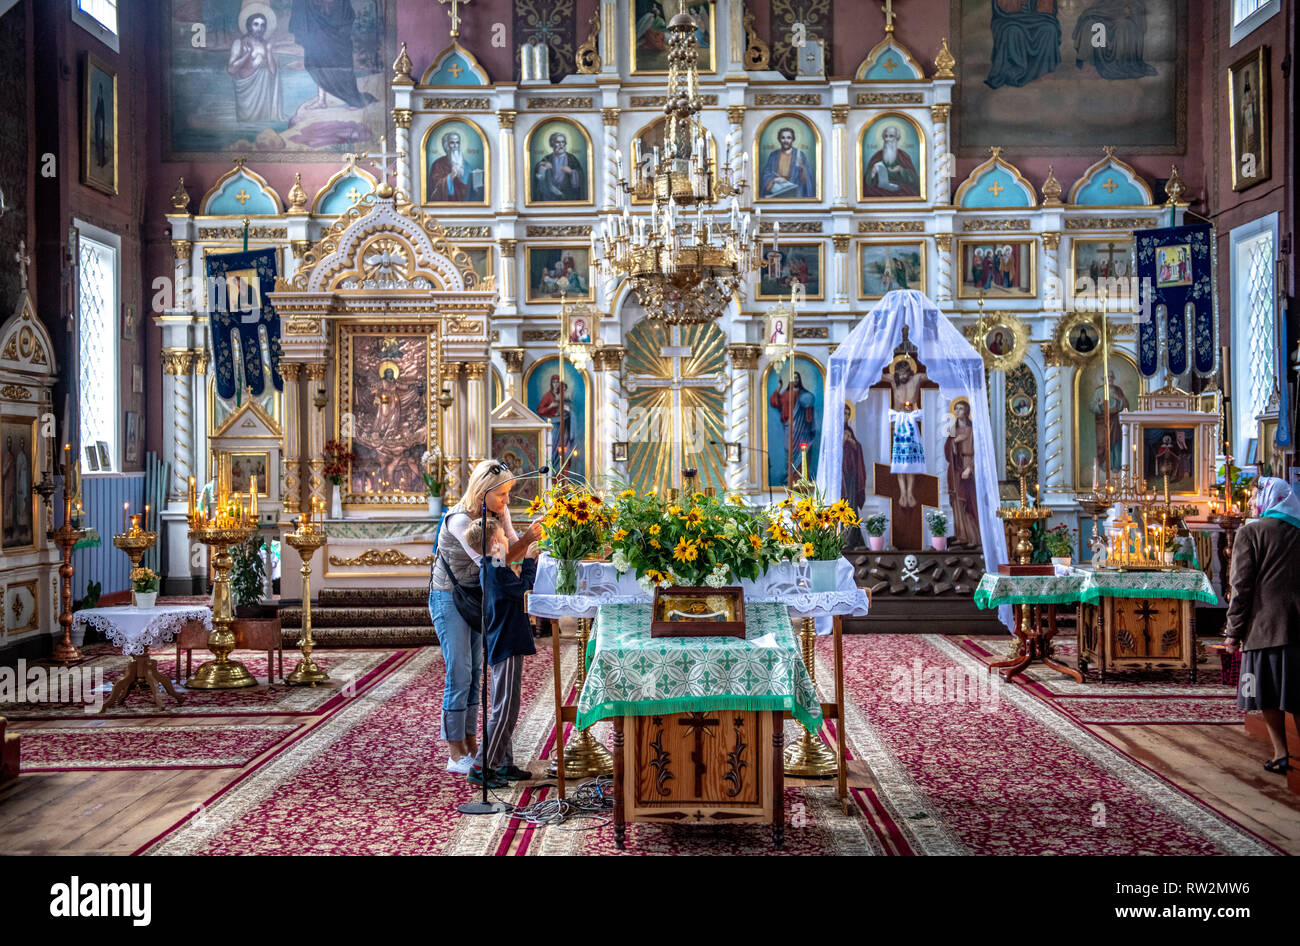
left=100, top=646, right=186, bottom=711
left=613, top=709, right=784, bottom=851
left=988, top=603, right=1083, bottom=683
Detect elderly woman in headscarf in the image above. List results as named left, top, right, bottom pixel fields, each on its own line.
left=1224, top=476, right=1300, bottom=774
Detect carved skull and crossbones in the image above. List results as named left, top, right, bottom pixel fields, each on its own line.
left=901, top=555, right=921, bottom=582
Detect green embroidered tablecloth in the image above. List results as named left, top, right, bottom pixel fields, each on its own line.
left=576, top=602, right=822, bottom=734
left=974, top=568, right=1217, bottom=610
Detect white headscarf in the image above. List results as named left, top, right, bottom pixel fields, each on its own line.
left=1254, top=476, right=1300, bottom=528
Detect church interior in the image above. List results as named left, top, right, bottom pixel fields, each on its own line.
left=1, top=0, right=1298, bottom=872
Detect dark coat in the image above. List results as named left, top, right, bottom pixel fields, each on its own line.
left=481, top=558, right=537, bottom=665
left=1225, top=517, right=1300, bottom=650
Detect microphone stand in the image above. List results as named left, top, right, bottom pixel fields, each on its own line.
left=458, top=465, right=550, bottom=816
left=710, top=440, right=774, bottom=505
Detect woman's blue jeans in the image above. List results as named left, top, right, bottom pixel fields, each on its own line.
left=429, top=589, right=481, bottom=742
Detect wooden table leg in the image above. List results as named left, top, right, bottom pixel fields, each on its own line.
left=833, top=615, right=848, bottom=814
left=772, top=711, right=785, bottom=850
left=613, top=715, right=626, bottom=850
left=145, top=654, right=185, bottom=707
left=550, top=617, right=566, bottom=800
left=1039, top=605, right=1085, bottom=684
left=100, top=657, right=140, bottom=712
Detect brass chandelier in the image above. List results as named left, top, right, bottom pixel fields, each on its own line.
left=593, top=12, right=761, bottom=325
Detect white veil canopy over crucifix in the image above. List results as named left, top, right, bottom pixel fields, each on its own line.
left=817, top=290, right=1012, bottom=630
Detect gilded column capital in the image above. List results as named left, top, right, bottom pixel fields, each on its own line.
left=930, top=103, right=951, bottom=124
left=593, top=345, right=625, bottom=372
left=726, top=105, right=746, bottom=125
left=463, top=361, right=487, bottom=381
left=830, top=104, right=849, bottom=125
left=192, top=347, right=210, bottom=375
left=1041, top=342, right=1064, bottom=367
left=304, top=362, right=328, bottom=382
left=280, top=362, right=302, bottom=381
left=172, top=240, right=192, bottom=263
left=498, top=237, right=517, bottom=255
left=442, top=362, right=464, bottom=382
left=501, top=347, right=526, bottom=373
left=601, top=106, right=620, bottom=127
left=393, top=107, right=413, bottom=129
left=727, top=343, right=762, bottom=370
left=1042, top=231, right=1062, bottom=251
left=161, top=349, right=194, bottom=375
left=935, top=233, right=953, bottom=252
left=831, top=234, right=851, bottom=252
left=497, top=109, right=517, bottom=129
left=291, top=239, right=312, bottom=259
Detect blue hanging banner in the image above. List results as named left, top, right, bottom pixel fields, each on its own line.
left=205, top=249, right=284, bottom=400
left=1134, top=223, right=1215, bottom=378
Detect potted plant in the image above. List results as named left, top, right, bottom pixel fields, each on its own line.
left=230, top=537, right=270, bottom=618
left=925, top=510, right=949, bottom=551
left=864, top=514, right=888, bottom=551
left=131, top=567, right=160, bottom=609
left=323, top=439, right=356, bottom=519
left=1044, top=524, right=1075, bottom=567
left=421, top=448, right=445, bottom=518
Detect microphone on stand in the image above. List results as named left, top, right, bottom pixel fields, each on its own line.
left=459, top=463, right=550, bottom=817
left=710, top=440, right=775, bottom=505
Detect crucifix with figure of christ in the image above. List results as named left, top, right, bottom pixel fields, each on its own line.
left=870, top=325, right=940, bottom=550
left=679, top=713, right=718, bottom=798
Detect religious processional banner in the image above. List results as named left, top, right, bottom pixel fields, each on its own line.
left=1134, top=223, right=1215, bottom=378
left=205, top=249, right=284, bottom=399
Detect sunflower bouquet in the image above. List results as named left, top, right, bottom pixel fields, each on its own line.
left=527, top=485, right=614, bottom=594
left=609, top=489, right=791, bottom=593
left=771, top=491, right=860, bottom=561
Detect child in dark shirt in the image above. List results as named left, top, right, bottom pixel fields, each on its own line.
left=463, top=517, right=538, bottom=788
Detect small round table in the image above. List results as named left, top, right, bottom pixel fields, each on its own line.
left=73, top=606, right=211, bottom=712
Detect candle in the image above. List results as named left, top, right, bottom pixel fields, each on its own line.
left=188, top=476, right=196, bottom=517
left=123, top=502, right=130, bottom=534
left=145, top=505, right=150, bottom=531
left=250, top=477, right=257, bottom=518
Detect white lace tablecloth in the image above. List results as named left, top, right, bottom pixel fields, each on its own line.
left=527, top=554, right=869, bottom=631
left=72, top=606, right=212, bottom=657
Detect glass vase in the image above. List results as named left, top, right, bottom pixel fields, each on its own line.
left=556, top=558, right=579, bottom=595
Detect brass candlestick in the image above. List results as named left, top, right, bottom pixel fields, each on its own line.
left=113, top=520, right=158, bottom=605
left=284, top=516, right=329, bottom=686
left=186, top=520, right=260, bottom=689
left=785, top=617, right=837, bottom=777
left=51, top=488, right=86, bottom=664
left=996, top=470, right=1051, bottom=564
left=548, top=617, right=614, bottom=778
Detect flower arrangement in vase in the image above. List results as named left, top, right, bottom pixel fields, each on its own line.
left=609, top=489, right=791, bottom=594
left=772, top=491, right=859, bottom=591
left=863, top=513, right=888, bottom=551
left=1043, top=523, right=1075, bottom=566
left=131, top=566, right=160, bottom=609
left=420, top=448, right=445, bottom=517
left=528, top=485, right=615, bottom=594
left=925, top=510, right=949, bottom=551
left=322, top=439, right=356, bottom=519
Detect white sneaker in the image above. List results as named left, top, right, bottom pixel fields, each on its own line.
left=446, top=754, right=475, bottom=774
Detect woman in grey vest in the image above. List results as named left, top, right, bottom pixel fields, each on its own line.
left=429, top=459, right=540, bottom=773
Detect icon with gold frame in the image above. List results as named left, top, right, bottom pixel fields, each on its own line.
left=970, top=312, right=1029, bottom=372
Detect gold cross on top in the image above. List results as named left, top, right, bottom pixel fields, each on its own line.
left=438, top=0, right=472, bottom=39
left=882, top=0, right=896, bottom=33
left=447, top=61, right=463, bottom=78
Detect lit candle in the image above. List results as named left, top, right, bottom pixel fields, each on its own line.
left=123, top=502, right=130, bottom=534
left=145, top=505, right=150, bottom=531
left=188, top=476, right=196, bottom=517
left=250, top=476, right=257, bottom=518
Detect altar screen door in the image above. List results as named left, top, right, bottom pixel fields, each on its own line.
left=624, top=319, right=727, bottom=495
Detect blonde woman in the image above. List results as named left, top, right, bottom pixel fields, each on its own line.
left=429, top=460, right=541, bottom=776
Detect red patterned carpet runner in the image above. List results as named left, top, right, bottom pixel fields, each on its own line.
left=19, top=724, right=301, bottom=771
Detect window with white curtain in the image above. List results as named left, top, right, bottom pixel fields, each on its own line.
left=1229, top=213, right=1278, bottom=459
left=75, top=221, right=120, bottom=473
left=71, top=0, right=119, bottom=52
left=1231, top=0, right=1280, bottom=45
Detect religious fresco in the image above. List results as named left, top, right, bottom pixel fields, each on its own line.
left=953, top=0, right=1185, bottom=154
left=526, top=357, right=588, bottom=481
left=82, top=54, right=117, bottom=196
left=165, top=0, right=391, bottom=160
left=765, top=356, right=824, bottom=490
left=1074, top=352, right=1140, bottom=490
left=526, top=118, right=593, bottom=205
left=525, top=247, right=593, bottom=302
left=957, top=239, right=1036, bottom=298
left=755, top=114, right=820, bottom=202
left=1228, top=46, right=1270, bottom=191
left=1141, top=426, right=1196, bottom=493
left=1, top=418, right=34, bottom=550
left=859, top=241, right=925, bottom=298
left=757, top=243, right=822, bottom=300
left=421, top=118, right=488, bottom=205
left=631, top=0, right=715, bottom=73
left=1071, top=238, right=1133, bottom=296
left=344, top=332, right=430, bottom=499
left=858, top=113, right=925, bottom=202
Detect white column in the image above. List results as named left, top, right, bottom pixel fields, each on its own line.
left=936, top=234, right=953, bottom=302
left=280, top=362, right=302, bottom=516
left=498, top=110, right=517, bottom=214
left=497, top=239, right=517, bottom=309
left=832, top=235, right=850, bottom=305
left=727, top=345, right=758, bottom=493
left=931, top=104, right=951, bottom=205
left=305, top=362, right=328, bottom=514
left=394, top=108, right=412, bottom=195
left=602, top=108, right=620, bottom=212
left=1042, top=233, right=1061, bottom=314
left=442, top=362, right=465, bottom=502
left=831, top=106, right=849, bottom=208
left=192, top=346, right=210, bottom=500
left=727, top=0, right=745, bottom=72
left=1043, top=361, right=1070, bottom=495
left=465, top=361, right=488, bottom=467
left=989, top=370, right=1007, bottom=476
left=596, top=347, right=626, bottom=484
left=164, top=350, right=194, bottom=500
left=601, top=0, right=619, bottom=73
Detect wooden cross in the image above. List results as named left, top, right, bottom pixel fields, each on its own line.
left=14, top=240, right=29, bottom=293
left=987, top=181, right=1004, bottom=197
left=872, top=462, right=939, bottom=550
left=438, top=0, right=472, bottom=39
left=679, top=712, right=718, bottom=798
left=361, top=135, right=406, bottom=189
left=1098, top=241, right=1121, bottom=275
left=1133, top=599, right=1159, bottom=653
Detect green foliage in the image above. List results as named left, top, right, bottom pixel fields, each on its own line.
left=925, top=510, right=948, bottom=538
left=230, top=537, right=266, bottom=609
left=863, top=514, right=888, bottom=537
left=1043, top=524, right=1075, bottom=558
left=72, top=580, right=102, bottom=613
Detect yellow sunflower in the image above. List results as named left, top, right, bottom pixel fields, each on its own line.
left=672, top=538, right=699, bottom=563
left=612, top=528, right=628, bottom=541
left=618, top=488, right=636, bottom=500
left=650, top=538, right=661, bottom=548
left=802, top=541, right=815, bottom=559
left=648, top=523, right=661, bottom=535
left=748, top=533, right=762, bottom=551
left=684, top=507, right=704, bottom=527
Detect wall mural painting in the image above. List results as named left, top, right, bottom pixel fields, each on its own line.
left=954, top=0, right=1185, bottom=154
left=526, top=118, right=593, bottom=205
left=632, top=0, right=715, bottom=74
left=1, top=418, right=35, bottom=550
left=859, top=241, right=926, bottom=299
left=526, top=357, right=587, bottom=482
left=422, top=118, right=488, bottom=205
left=765, top=356, right=824, bottom=490
left=345, top=332, right=431, bottom=500
left=166, top=0, right=392, bottom=159
left=755, top=114, right=820, bottom=201
left=858, top=113, right=925, bottom=202
left=1075, top=352, right=1140, bottom=491
left=757, top=242, right=822, bottom=300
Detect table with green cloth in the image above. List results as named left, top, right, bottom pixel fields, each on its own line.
left=575, top=601, right=823, bottom=734
left=974, top=568, right=1218, bottom=610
